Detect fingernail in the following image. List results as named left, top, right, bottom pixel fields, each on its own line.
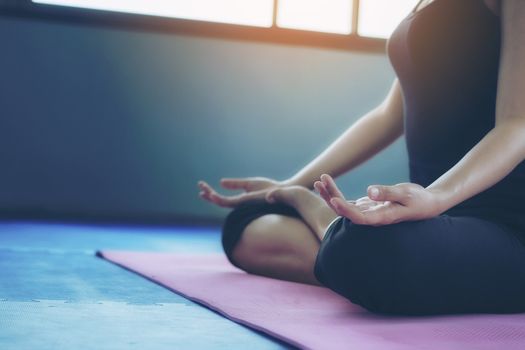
left=370, top=187, right=379, bottom=198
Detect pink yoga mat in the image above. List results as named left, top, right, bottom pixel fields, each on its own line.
left=98, top=251, right=525, bottom=350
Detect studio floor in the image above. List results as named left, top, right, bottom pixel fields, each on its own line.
left=0, top=221, right=292, bottom=350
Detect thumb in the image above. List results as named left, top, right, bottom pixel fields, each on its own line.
left=367, top=185, right=408, bottom=204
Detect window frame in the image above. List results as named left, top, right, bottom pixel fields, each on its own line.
left=0, top=0, right=387, bottom=53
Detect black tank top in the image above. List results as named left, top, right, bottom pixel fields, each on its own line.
left=387, top=0, right=525, bottom=232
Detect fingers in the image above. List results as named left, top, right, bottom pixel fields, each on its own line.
left=198, top=180, right=238, bottom=208
left=314, top=181, right=338, bottom=211
left=314, top=174, right=349, bottom=213
left=314, top=181, right=330, bottom=202
left=209, top=190, right=264, bottom=208
left=198, top=181, right=214, bottom=198
left=320, top=174, right=346, bottom=200
left=198, top=181, right=224, bottom=205
left=367, top=184, right=411, bottom=204
left=206, top=193, right=242, bottom=208
left=198, top=181, right=267, bottom=208
left=332, top=198, right=407, bottom=226
left=220, top=178, right=249, bottom=190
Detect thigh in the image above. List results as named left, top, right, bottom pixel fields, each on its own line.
left=314, top=214, right=525, bottom=315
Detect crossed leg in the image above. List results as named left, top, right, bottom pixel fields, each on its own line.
left=231, top=214, right=322, bottom=285
left=227, top=186, right=338, bottom=286
left=224, top=184, right=525, bottom=314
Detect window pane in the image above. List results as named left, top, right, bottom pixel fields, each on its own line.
left=358, top=0, right=419, bottom=39
left=32, top=0, right=274, bottom=27
left=277, top=0, right=353, bottom=34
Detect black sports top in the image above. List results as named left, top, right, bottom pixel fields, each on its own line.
left=387, top=0, right=525, bottom=232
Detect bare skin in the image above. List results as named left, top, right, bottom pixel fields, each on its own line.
left=231, top=214, right=323, bottom=285
left=266, top=186, right=339, bottom=241
left=199, top=179, right=338, bottom=285
left=199, top=0, right=525, bottom=285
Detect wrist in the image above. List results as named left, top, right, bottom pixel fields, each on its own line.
left=425, top=185, right=456, bottom=215
left=281, top=176, right=312, bottom=189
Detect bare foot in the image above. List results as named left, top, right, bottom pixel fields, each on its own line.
left=267, top=186, right=338, bottom=240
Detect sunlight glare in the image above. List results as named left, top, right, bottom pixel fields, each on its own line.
left=358, top=0, right=419, bottom=39
left=277, top=0, right=353, bottom=35
left=32, top=0, right=274, bottom=27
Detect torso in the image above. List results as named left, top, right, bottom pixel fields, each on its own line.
left=387, top=0, right=525, bottom=229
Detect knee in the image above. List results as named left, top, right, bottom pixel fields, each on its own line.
left=221, top=202, right=300, bottom=270
left=314, top=218, right=410, bottom=314
left=221, top=205, right=262, bottom=270
left=227, top=214, right=278, bottom=270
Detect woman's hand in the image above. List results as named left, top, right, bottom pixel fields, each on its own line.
left=198, top=177, right=291, bottom=208
left=314, top=174, right=443, bottom=226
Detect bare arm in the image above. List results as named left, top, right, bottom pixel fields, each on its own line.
left=287, top=79, right=404, bottom=189
left=317, top=0, right=525, bottom=225
left=426, top=0, right=525, bottom=211
left=198, top=79, right=405, bottom=207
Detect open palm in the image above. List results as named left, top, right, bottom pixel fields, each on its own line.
left=314, top=174, right=442, bottom=226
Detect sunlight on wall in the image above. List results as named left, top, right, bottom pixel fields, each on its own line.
left=32, top=0, right=274, bottom=27
left=358, top=0, right=419, bottom=39
left=277, top=0, right=353, bottom=34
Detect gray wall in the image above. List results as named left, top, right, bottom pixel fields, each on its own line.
left=0, top=16, right=408, bottom=221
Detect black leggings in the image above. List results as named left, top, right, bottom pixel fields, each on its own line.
left=222, top=202, right=525, bottom=315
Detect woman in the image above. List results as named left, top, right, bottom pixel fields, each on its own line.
left=198, top=0, right=525, bottom=315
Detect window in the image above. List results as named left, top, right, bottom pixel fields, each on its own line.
left=358, top=0, right=419, bottom=39
left=277, top=0, right=353, bottom=35
left=32, top=0, right=275, bottom=27
left=12, top=0, right=420, bottom=51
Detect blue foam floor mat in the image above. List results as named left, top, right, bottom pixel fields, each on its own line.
left=0, top=221, right=291, bottom=349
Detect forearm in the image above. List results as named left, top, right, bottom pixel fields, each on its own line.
left=287, top=80, right=405, bottom=189
left=427, top=119, right=525, bottom=213
left=288, top=109, right=402, bottom=189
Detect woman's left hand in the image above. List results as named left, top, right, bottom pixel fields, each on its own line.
left=314, top=174, right=444, bottom=226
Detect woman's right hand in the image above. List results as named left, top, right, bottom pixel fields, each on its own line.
left=198, top=177, right=290, bottom=208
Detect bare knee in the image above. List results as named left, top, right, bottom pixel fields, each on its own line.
left=229, top=214, right=321, bottom=285
left=231, top=215, right=269, bottom=267
left=231, top=214, right=299, bottom=269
